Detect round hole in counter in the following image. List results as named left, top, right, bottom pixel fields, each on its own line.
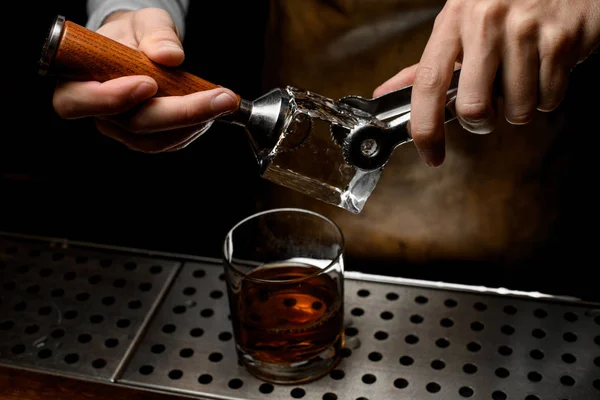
left=470, top=321, right=484, bottom=332
left=415, top=295, right=428, bottom=304
left=368, top=352, right=382, bottom=362
left=501, top=325, right=515, bottom=335
left=24, top=324, right=39, bottom=335
left=492, top=390, right=507, bottom=400
left=430, top=359, right=445, bottom=370
left=193, top=269, right=206, bottom=278
left=139, top=282, right=152, bottom=292
left=99, top=259, right=112, bottom=267
left=435, top=338, right=450, bottom=348
left=101, top=296, right=115, bottom=306
left=63, top=271, right=76, bottom=281
left=200, top=308, right=214, bottom=318
left=88, top=274, right=101, bottom=284
left=340, top=348, right=352, bottom=358
left=394, top=378, right=409, bottom=389
left=426, top=382, right=441, bottom=393
left=139, top=365, right=154, bottom=375
left=486, top=349, right=507, bottom=365
left=173, top=305, right=186, bottom=314
left=105, top=338, right=119, bottom=348
left=466, top=342, right=481, bottom=352
left=563, top=312, right=578, bottom=322
left=124, top=261, right=137, bottom=271
left=495, top=368, right=510, bottom=378
left=362, top=374, right=376, bottom=384
left=38, top=306, right=52, bottom=316
left=90, top=314, right=104, bottom=324
left=473, top=302, right=487, bottom=311
left=208, top=352, right=223, bottom=362
left=228, top=378, right=243, bottom=389
left=561, top=353, right=576, bottom=363
left=162, top=324, right=176, bottom=334
left=594, top=356, right=600, bottom=367
left=113, top=279, right=126, bottom=288
left=525, top=395, right=540, bottom=400
left=330, top=369, right=345, bottom=380
left=37, top=348, right=52, bottom=359
left=259, top=383, right=274, bottom=394
left=527, top=371, right=542, bottom=382
left=76, top=292, right=90, bottom=302
left=410, top=315, right=423, bottom=324
left=440, top=318, right=454, bottom=328
left=168, top=369, right=183, bottom=380
left=593, top=379, right=600, bottom=390
left=533, top=308, right=548, bottom=318
left=183, top=287, right=196, bottom=296
left=51, top=288, right=65, bottom=298
left=357, top=289, right=370, bottom=297
left=459, top=386, right=474, bottom=397
left=563, top=332, right=578, bottom=342
left=380, top=311, right=393, bottom=320
left=218, top=331, right=232, bottom=341
left=532, top=328, right=546, bottom=339
left=92, top=359, right=106, bottom=369
left=116, top=319, right=130, bottom=328
left=323, top=393, right=338, bottom=400
left=374, top=331, right=388, bottom=340
left=386, top=292, right=399, bottom=300
left=64, top=310, right=78, bottom=320
left=180, top=348, right=193, bottom=358
left=529, top=349, right=544, bottom=360
left=345, top=327, right=358, bottom=337
left=560, top=375, right=575, bottom=386
left=11, top=345, right=25, bottom=355
left=0, top=320, right=14, bottom=330
left=444, top=298, right=457, bottom=308
left=150, top=265, right=163, bottom=274
left=399, top=355, right=414, bottom=366
left=405, top=334, right=419, bottom=344
left=351, top=307, right=364, bottom=316
left=77, top=333, right=92, bottom=344
left=151, top=344, right=165, bottom=354
left=291, top=388, right=305, bottom=398
left=463, top=363, right=477, bottom=374
left=51, top=329, right=65, bottom=339
left=198, top=374, right=213, bottom=384
left=190, top=328, right=204, bottom=337
left=64, top=353, right=79, bottom=364
left=210, top=290, right=223, bottom=299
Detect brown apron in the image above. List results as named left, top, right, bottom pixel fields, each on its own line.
left=255, top=0, right=597, bottom=294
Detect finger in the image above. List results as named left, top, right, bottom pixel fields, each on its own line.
left=133, top=8, right=185, bottom=66
left=52, top=76, right=157, bottom=119
left=114, top=88, right=238, bottom=134
left=410, top=13, right=462, bottom=167
left=96, top=119, right=207, bottom=153
left=165, top=123, right=213, bottom=152
left=537, top=25, right=575, bottom=112
left=454, top=4, right=504, bottom=134
left=502, top=15, right=540, bottom=124
left=372, top=64, right=419, bottom=97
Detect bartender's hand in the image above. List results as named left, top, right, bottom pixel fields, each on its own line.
left=374, top=0, right=600, bottom=167
left=51, top=8, right=238, bottom=153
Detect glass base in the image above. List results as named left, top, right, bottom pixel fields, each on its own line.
left=237, top=336, right=343, bottom=385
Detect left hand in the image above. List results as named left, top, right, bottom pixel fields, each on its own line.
left=373, top=0, right=600, bottom=167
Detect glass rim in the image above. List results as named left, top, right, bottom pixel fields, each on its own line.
left=222, top=207, right=345, bottom=283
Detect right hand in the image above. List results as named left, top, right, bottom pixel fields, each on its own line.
left=51, top=8, right=239, bottom=153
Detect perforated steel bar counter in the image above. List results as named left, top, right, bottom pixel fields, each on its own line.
left=1, top=232, right=599, bottom=400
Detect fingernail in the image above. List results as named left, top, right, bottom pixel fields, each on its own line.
left=159, top=40, right=184, bottom=51
left=211, top=92, right=238, bottom=114
left=419, top=147, right=444, bottom=168
left=132, top=80, right=157, bottom=101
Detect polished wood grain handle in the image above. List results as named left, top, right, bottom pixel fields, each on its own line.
left=39, top=15, right=241, bottom=105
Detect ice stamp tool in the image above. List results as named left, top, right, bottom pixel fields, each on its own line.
left=39, top=15, right=460, bottom=214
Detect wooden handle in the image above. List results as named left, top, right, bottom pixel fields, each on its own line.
left=39, top=15, right=241, bottom=103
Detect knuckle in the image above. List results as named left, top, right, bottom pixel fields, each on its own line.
left=506, top=13, right=539, bottom=42
left=507, top=105, right=535, bottom=124
left=540, top=25, right=576, bottom=59
left=456, top=96, right=492, bottom=122
left=414, top=66, right=444, bottom=92
left=473, top=0, right=508, bottom=26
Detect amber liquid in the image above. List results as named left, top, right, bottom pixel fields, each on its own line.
left=229, top=262, right=343, bottom=365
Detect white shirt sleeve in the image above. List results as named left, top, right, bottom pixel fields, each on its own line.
left=86, top=0, right=190, bottom=38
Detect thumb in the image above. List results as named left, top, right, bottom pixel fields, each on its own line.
left=134, top=8, right=185, bottom=67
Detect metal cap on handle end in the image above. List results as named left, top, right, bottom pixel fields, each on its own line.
left=39, top=15, right=65, bottom=76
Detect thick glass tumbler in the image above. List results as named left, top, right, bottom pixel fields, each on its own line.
left=223, top=208, right=345, bottom=384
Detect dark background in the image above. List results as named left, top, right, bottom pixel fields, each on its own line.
left=3, top=3, right=599, bottom=301
left=4, top=2, right=270, bottom=255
